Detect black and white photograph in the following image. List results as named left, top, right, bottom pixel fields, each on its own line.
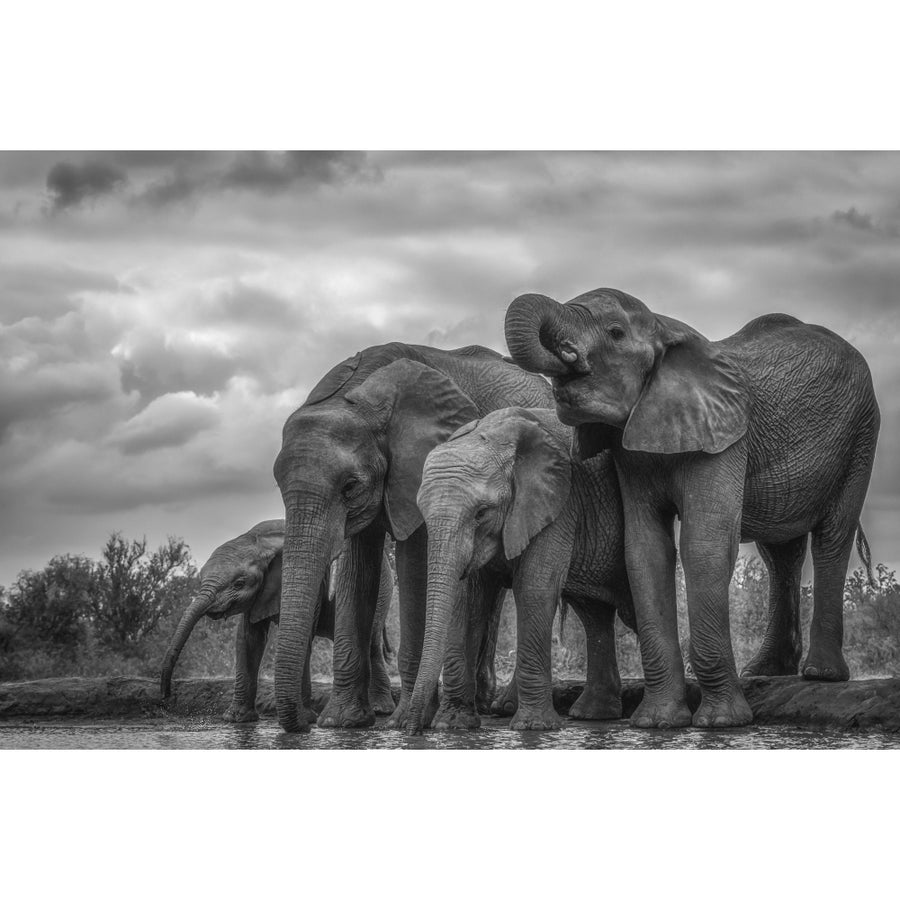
left=2, top=5, right=898, bottom=897
left=1, top=149, right=897, bottom=749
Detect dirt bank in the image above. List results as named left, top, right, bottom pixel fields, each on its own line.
left=1, top=676, right=898, bottom=731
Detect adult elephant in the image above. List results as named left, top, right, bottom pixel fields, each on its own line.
left=273, top=343, right=553, bottom=733
left=407, top=407, right=635, bottom=735
left=505, top=288, right=879, bottom=729
left=160, top=520, right=395, bottom=724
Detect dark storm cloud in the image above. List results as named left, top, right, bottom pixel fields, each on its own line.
left=109, top=393, right=220, bottom=456
left=46, top=159, right=127, bottom=211
left=831, top=205, right=899, bottom=238
left=221, top=151, right=377, bottom=192
left=117, top=333, right=240, bottom=401
left=130, top=151, right=379, bottom=208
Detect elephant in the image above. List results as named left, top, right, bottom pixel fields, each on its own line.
left=505, top=288, right=879, bottom=729
left=406, top=406, right=636, bottom=734
left=272, top=342, right=553, bottom=732
left=159, top=519, right=395, bottom=724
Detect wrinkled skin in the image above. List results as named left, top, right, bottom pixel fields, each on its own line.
left=273, top=343, right=553, bottom=733
left=160, top=520, right=395, bottom=723
left=506, top=289, right=880, bottom=729
left=407, top=407, right=635, bottom=734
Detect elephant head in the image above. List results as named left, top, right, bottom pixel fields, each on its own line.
left=160, top=520, right=284, bottom=699
left=406, top=407, right=572, bottom=733
left=504, top=289, right=750, bottom=456
left=273, top=357, right=478, bottom=732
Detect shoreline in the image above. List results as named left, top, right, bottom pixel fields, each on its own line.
left=1, top=675, right=898, bottom=732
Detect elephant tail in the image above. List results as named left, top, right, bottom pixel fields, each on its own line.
left=381, top=625, right=395, bottom=662
left=856, top=523, right=876, bottom=590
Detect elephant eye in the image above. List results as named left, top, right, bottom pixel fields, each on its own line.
left=233, top=577, right=247, bottom=589
left=342, top=477, right=363, bottom=498
left=607, top=324, right=626, bottom=341
left=474, top=506, right=490, bottom=523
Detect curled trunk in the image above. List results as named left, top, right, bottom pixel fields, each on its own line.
left=275, top=505, right=332, bottom=733
left=504, top=293, right=574, bottom=376
left=160, top=588, right=215, bottom=699
left=406, top=528, right=467, bottom=735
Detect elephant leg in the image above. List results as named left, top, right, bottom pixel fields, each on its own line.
left=803, top=522, right=855, bottom=681
left=508, top=573, right=563, bottom=732
left=741, top=536, right=807, bottom=677
left=567, top=600, right=623, bottom=721
left=431, top=574, right=482, bottom=731
left=624, top=502, right=692, bottom=729
left=318, top=526, right=384, bottom=728
left=803, top=457, right=874, bottom=682
left=474, top=582, right=505, bottom=714
left=386, top=526, right=437, bottom=729
left=491, top=658, right=519, bottom=717
left=680, top=487, right=752, bottom=728
left=368, top=547, right=396, bottom=716
left=224, top=615, right=269, bottom=723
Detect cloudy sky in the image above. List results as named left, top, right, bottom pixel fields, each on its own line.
left=1, top=151, right=898, bottom=585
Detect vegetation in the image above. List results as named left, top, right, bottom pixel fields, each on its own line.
left=1, top=536, right=897, bottom=685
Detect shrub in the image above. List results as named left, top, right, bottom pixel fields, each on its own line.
left=89, top=534, right=197, bottom=650
left=2, top=555, right=97, bottom=648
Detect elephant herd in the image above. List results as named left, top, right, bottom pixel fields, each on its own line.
left=161, top=287, right=880, bottom=734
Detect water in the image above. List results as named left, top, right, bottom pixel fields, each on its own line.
left=1, top=717, right=897, bottom=749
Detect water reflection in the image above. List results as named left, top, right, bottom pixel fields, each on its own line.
left=1, top=718, right=898, bottom=750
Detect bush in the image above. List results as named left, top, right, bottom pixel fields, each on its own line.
left=3, top=555, right=97, bottom=649
left=0, top=533, right=200, bottom=682
left=90, top=533, right=197, bottom=649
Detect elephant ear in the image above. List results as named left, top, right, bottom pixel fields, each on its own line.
left=345, top=359, right=479, bottom=541
left=503, top=416, right=572, bottom=561
left=622, top=319, right=750, bottom=455
left=304, top=352, right=362, bottom=405
left=249, top=552, right=283, bottom=623
left=303, top=343, right=414, bottom=406
left=447, top=418, right=480, bottom=442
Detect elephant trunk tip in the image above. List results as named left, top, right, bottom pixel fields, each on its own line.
left=504, top=292, right=573, bottom=377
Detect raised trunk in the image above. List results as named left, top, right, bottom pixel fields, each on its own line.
left=160, top=587, right=215, bottom=698
left=405, top=527, right=468, bottom=735
left=275, top=499, right=333, bottom=733
left=504, top=292, right=573, bottom=376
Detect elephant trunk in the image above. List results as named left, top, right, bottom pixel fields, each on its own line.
left=160, top=587, right=216, bottom=699
left=406, top=524, right=468, bottom=735
left=504, top=292, right=576, bottom=376
left=275, top=496, right=332, bottom=733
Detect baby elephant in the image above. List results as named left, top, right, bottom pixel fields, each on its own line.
left=160, top=520, right=395, bottom=724
left=406, top=407, right=635, bottom=734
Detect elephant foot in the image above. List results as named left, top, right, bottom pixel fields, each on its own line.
left=387, top=691, right=440, bottom=731
left=740, top=647, right=800, bottom=677
left=222, top=705, right=259, bottom=724
left=490, top=680, right=518, bottom=717
left=692, top=691, right=753, bottom=728
left=431, top=698, right=481, bottom=731
left=510, top=704, right=562, bottom=732
left=317, top=694, right=376, bottom=729
left=802, top=647, right=849, bottom=682
left=368, top=684, right=396, bottom=716
left=631, top=694, right=692, bottom=729
left=568, top=686, right=622, bottom=721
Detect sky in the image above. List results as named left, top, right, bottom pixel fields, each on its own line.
left=1, top=151, right=899, bottom=586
